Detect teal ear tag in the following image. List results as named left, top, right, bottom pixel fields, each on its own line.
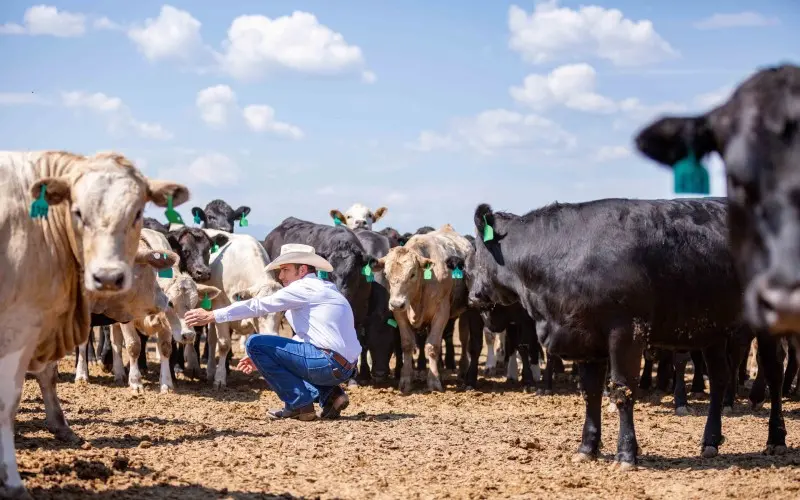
left=201, top=293, right=212, bottom=310
left=673, top=149, right=710, bottom=195
left=451, top=268, right=464, bottom=279
left=317, top=270, right=329, bottom=279
left=423, top=264, right=433, bottom=280
left=482, top=215, right=494, bottom=242
left=387, top=318, right=398, bottom=328
left=211, top=242, right=219, bottom=253
left=30, top=185, right=49, bottom=219
left=239, top=214, right=249, bottom=227
left=156, top=253, right=173, bottom=278
left=333, top=217, right=342, bottom=226
left=164, top=195, right=185, bottom=225
left=194, top=213, right=201, bottom=225
left=362, top=264, right=374, bottom=283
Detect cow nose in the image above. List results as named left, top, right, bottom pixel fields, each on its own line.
left=181, top=331, right=196, bottom=344
left=389, top=299, right=407, bottom=310
left=92, top=268, right=126, bottom=291
left=756, top=280, right=800, bottom=331
left=194, top=268, right=211, bottom=281
left=354, top=220, right=366, bottom=228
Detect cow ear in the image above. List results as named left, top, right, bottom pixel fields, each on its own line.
left=445, top=256, right=464, bottom=271
left=634, top=114, right=718, bottom=168
left=211, top=233, right=229, bottom=248
left=371, top=257, right=386, bottom=273
left=372, top=207, right=388, bottom=222
left=166, top=232, right=182, bottom=254
left=136, top=249, right=179, bottom=268
left=232, top=206, right=251, bottom=221
left=31, top=177, right=71, bottom=205
left=330, top=209, right=346, bottom=222
left=474, top=204, right=494, bottom=234
left=191, top=207, right=207, bottom=223
left=196, top=284, right=222, bottom=301
left=420, top=257, right=434, bottom=269
left=147, top=180, right=190, bottom=207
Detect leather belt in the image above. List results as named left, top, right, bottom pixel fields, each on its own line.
left=320, top=348, right=356, bottom=371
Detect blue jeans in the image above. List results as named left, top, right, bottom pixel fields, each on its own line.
left=244, top=334, right=355, bottom=410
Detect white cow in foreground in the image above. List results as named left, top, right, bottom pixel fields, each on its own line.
left=0, top=150, right=188, bottom=498
left=200, top=229, right=284, bottom=388
left=329, top=203, right=388, bottom=230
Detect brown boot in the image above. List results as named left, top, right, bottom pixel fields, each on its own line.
left=320, top=386, right=349, bottom=419
left=267, top=403, right=317, bottom=421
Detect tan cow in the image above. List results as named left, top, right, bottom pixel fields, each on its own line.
left=0, top=150, right=188, bottom=497
left=330, top=203, right=388, bottom=230
left=372, top=224, right=473, bottom=393
left=109, top=229, right=222, bottom=394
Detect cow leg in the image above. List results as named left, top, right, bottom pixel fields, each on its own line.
left=540, top=353, right=556, bottom=395
left=573, top=360, right=606, bottom=462
left=655, top=350, right=674, bottom=392
left=357, top=326, right=371, bottom=383
left=99, top=325, right=113, bottom=373
left=483, top=328, right=499, bottom=376
left=443, top=319, right=457, bottom=371
left=462, top=316, right=482, bottom=390
left=184, top=343, right=201, bottom=380
left=212, top=323, right=231, bottom=389
left=723, top=337, right=743, bottom=415
left=194, top=326, right=204, bottom=366
left=505, top=327, right=520, bottom=383
left=698, top=343, right=728, bottom=458
left=639, top=352, right=654, bottom=390
left=782, top=341, right=798, bottom=396
left=531, top=342, right=542, bottom=383
left=608, top=324, right=643, bottom=468
left=35, top=362, right=80, bottom=443
left=756, top=332, right=788, bottom=455
left=206, top=325, right=218, bottom=381
left=393, top=330, right=403, bottom=380
left=738, top=339, right=752, bottom=386
left=74, top=341, right=90, bottom=384
left=673, top=351, right=691, bottom=416
left=110, top=324, right=127, bottom=384
left=86, top=327, right=97, bottom=363
left=170, top=339, right=184, bottom=373
left=690, top=350, right=707, bottom=395
left=120, top=323, right=144, bottom=394
left=517, top=343, right=534, bottom=393
left=396, top=317, right=416, bottom=394
left=137, top=331, right=148, bottom=374
left=157, top=331, right=175, bottom=394
left=457, top=317, right=470, bottom=382
left=424, top=310, right=450, bottom=393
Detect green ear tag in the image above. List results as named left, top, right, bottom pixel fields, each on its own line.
left=423, top=264, right=433, bottom=280
left=451, top=268, right=464, bottom=279
left=387, top=318, right=398, bottom=328
left=239, top=214, right=249, bottom=227
left=157, top=253, right=173, bottom=278
left=194, top=213, right=202, bottom=225
left=482, top=215, right=494, bottom=242
left=201, top=293, right=212, bottom=310
left=164, top=194, right=185, bottom=225
left=333, top=217, right=342, bottom=226
left=211, top=243, right=219, bottom=253
left=673, top=149, right=710, bottom=195
left=317, top=270, right=329, bottom=279
left=30, top=185, right=49, bottom=219
left=362, top=264, right=374, bottom=282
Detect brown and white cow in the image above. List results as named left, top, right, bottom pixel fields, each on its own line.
left=371, top=224, right=473, bottom=393
left=0, top=150, right=188, bottom=497
left=330, top=203, right=388, bottom=230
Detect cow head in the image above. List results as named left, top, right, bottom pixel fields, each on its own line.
left=143, top=217, right=170, bottom=235
left=371, top=246, right=433, bottom=311
left=192, top=199, right=250, bottom=233
left=167, top=227, right=228, bottom=282
left=330, top=203, right=388, bottom=230
left=30, top=151, right=189, bottom=296
left=634, top=64, right=800, bottom=334
left=378, top=227, right=404, bottom=248
left=232, top=277, right=285, bottom=334
left=91, top=247, right=178, bottom=323
left=468, top=204, right=519, bottom=309
left=160, top=274, right=222, bottom=344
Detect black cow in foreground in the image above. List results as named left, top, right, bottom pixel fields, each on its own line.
left=192, top=199, right=251, bottom=233
left=467, top=198, right=787, bottom=468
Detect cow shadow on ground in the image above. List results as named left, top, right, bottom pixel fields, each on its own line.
left=638, top=397, right=800, bottom=421
left=28, top=484, right=307, bottom=500
left=633, top=449, right=800, bottom=471
left=341, top=411, right=416, bottom=422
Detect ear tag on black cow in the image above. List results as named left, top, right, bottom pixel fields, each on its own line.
left=211, top=243, right=220, bottom=254
left=194, top=213, right=202, bottom=225
left=317, top=270, right=329, bottom=279
left=333, top=217, right=342, bottom=226
left=362, top=264, right=374, bottom=283
left=239, top=214, right=249, bottom=227
left=423, top=264, right=433, bottom=280
left=157, top=253, right=173, bottom=278
left=30, top=185, right=49, bottom=219
left=482, top=215, right=494, bottom=242
left=673, top=149, right=710, bottom=195
left=201, top=293, right=212, bottom=310
left=164, top=195, right=185, bottom=225
left=451, top=267, right=464, bottom=279
left=387, top=318, right=398, bottom=328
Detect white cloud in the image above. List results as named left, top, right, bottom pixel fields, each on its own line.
left=693, top=85, right=733, bottom=109
left=508, top=1, right=678, bottom=67
left=694, top=12, right=780, bottom=30
left=196, top=85, right=236, bottom=128
left=510, top=63, right=617, bottom=113
left=0, top=92, right=48, bottom=105
left=160, top=153, right=241, bottom=187
left=361, top=70, right=377, bottom=84
left=242, top=105, right=304, bottom=140
left=127, top=5, right=204, bottom=62
left=0, top=5, right=86, bottom=37
left=93, top=16, right=124, bottom=31
left=61, top=91, right=172, bottom=140
left=407, top=131, right=458, bottom=152
left=594, top=146, right=631, bottom=163
left=218, top=11, right=369, bottom=81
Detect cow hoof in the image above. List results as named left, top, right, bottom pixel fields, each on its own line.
left=523, top=385, right=535, bottom=394
left=114, top=376, right=126, bottom=386
left=751, top=401, right=765, bottom=411
left=463, top=385, right=475, bottom=392
left=482, top=367, right=496, bottom=377
left=571, top=452, right=596, bottom=463
left=0, top=485, right=33, bottom=500
left=617, top=461, right=637, bottom=472
left=52, top=427, right=81, bottom=444
left=130, top=384, right=144, bottom=395
left=160, top=385, right=173, bottom=394
left=398, top=377, right=413, bottom=394
left=213, top=381, right=226, bottom=390
left=675, top=406, right=690, bottom=417
left=347, top=379, right=359, bottom=388
left=722, top=406, right=733, bottom=416
left=427, top=377, right=444, bottom=393
left=701, top=446, right=718, bottom=458
left=74, top=377, right=88, bottom=385
left=764, top=444, right=788, bottom=456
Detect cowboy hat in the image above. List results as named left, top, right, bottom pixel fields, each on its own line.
left=266, top=243, right=333, bottom=272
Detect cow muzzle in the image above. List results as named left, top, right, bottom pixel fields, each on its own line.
left=87, top=264, right=131, bottom=294
left=389, top=299, right=407, bottom=311
left=176, top=329, right=196, bottom=344
left=754, top=277, right=800, bottom=334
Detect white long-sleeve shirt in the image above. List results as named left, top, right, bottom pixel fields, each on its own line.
left=212, top=274, right=362, bottom=363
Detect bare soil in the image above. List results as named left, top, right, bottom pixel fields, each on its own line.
left=16, top=336, right=800, bottom=500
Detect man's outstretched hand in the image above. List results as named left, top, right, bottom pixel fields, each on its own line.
left=185, top=308, right=216, bottom=327
left=237, top=357, right=256, bottom=374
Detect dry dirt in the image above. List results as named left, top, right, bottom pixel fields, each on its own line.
left=15, top=335, right=800, bottom=500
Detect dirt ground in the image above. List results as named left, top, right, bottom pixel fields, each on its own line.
left=15, top=333, right=800, bottom=500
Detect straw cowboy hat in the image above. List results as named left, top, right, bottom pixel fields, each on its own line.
left=266, top=243, right=333, bottom=272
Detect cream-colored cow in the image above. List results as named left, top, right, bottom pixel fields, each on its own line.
left=329, top=203, right=388, bottom=230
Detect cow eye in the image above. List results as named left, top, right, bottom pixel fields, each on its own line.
left=168, top=301, right=174, bottom=308
left=72, top=209, right=84, bottom=224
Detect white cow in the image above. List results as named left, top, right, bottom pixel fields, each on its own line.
left=330, top=203, right=388, bottom=230
left=109, top=229, right=222, bottom=394
left=0, top=150, right=187, bottom=497
left=200, top=229, right=284, bottom=388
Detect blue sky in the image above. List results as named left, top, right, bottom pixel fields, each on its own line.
left=1, top=1, right=798, bottom=238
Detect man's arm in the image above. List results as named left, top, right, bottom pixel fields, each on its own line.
left=212, top=283, right=310, bottom=324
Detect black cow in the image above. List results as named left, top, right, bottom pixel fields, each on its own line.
left=144, top=217, right=169, bottom=235
left=481, top=303, right=540, bottom=393
left=378, top=227, right=404, bottom=248
left=192, top=199, right=251, bottom=233
left=263, top=217, right=375, bottom=382
left=467, top=198, right=779, bottom=466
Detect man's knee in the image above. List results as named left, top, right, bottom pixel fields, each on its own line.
left=244, top=333, right=281, bottom=358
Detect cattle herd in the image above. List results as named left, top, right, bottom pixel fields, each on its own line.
left=0, top=63, right=798, bottom=498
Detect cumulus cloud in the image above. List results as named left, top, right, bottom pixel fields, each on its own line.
left=594, top=146, right=631, bottom=163
left=0, top=5, right=86, bottom=37
left=510, top=63, right=617, bottom=113
left=694, top=12, right=780, bottom=30
left=217, top=11, right=371, bottom=81
left=93, top=16, right=124, bottom=31
left=242, top=105, right=304, bottom=140
left=407, top=131, right=459, bottom=152
left=508, top=1, right=678, bottom=67
left=127, top=5, right=205, bottom=62
left=196, top=85, right=237, bottom=128
left=61, top=90, right=173, bottom=140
